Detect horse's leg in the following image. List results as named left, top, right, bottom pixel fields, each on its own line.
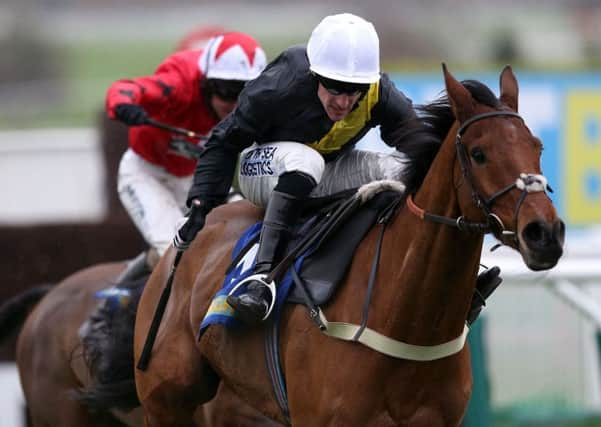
left=18, top=311, right=93, bottom=427
left=140, top=361, right=219, bottom=427
left=25, top=383, right=92, bottom=427
left=136, top=253, right=221, bottom=427
left=198, top=382, right=284, bottom=427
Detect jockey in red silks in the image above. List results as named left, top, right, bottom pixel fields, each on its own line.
left=105, top=31, right=267, bottom=281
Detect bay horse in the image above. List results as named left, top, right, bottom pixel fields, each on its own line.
left=133, top=65, right=565, bottom=426
left=0, top=262, right=281, bottom=427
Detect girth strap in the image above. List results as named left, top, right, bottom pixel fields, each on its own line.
left=265, top=319, right=291, bottom=425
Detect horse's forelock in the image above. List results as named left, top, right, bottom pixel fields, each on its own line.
left=460, top=80, right=500, bottom=109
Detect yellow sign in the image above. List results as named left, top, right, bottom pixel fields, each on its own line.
left=565, top=91, right=601, bottom=224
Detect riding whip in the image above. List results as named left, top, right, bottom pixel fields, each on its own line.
left=144, top=117, right=207, bottom=160
left=136, top=200, right=202, bottom=371
left=144, top=117, right=207, bottom=141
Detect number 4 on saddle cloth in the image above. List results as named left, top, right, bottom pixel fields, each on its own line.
left=198, top=182, right=405, bottom=337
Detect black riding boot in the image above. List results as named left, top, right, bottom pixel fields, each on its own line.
left=466, top=266, right=503, bottom=325
left=227, top=191, right=302, bottom=324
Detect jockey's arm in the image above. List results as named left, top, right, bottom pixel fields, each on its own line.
left=179, top=60, right=288, bottom=247
left=106, top=54, right=191, bottom=122
left=374, top=74, right=418, bottom=146
left=186, top=71, right=279, bottom=210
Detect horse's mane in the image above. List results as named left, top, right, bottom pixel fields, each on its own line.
left=390, top=79, right=500, bottom=194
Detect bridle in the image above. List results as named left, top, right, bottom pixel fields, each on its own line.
left=407, top=110, right=552, bottom=244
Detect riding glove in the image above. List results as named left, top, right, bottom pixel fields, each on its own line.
left=114, top=104, right=148, bottom=126
left=173, top=200, right=207, bottom=250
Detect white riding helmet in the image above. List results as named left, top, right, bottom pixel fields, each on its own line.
left=307, top=13, right=380, bottom=84
left=198, top=32, right=267, bottom=81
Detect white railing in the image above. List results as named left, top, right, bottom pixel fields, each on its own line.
left=481, top=233, right=601, bottom=413
left=0, top=363, right=25, bottom=427
left=0, top=128, right=106, bottom=225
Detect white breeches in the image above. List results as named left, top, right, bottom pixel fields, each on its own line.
left=238, top=142, right=406, bottom=207
left=117, top=149, right=191, bottom=256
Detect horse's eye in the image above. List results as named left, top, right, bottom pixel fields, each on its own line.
left=470, top=147, right=486, bottom=164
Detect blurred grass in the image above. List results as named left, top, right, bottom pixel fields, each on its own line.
left=0, top=35, right=302, bottom=130
left=1, top=35, right=597, bottom=131
left=0, top=39, right=173, bottom=129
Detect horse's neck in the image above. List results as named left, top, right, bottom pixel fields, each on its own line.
left=380, top=130, right=482, bottom=344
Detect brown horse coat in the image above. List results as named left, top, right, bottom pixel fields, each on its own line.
left=12, top=261, right=281, bottom=427
left=134, top=66, right=564, bottom=427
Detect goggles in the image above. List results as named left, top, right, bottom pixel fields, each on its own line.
left=207, top=79, right=246, bottom=101
left=315, top=74, right=370, bottom=97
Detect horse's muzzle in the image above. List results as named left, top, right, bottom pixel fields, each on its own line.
left=519, top=219, right=565, bottom=270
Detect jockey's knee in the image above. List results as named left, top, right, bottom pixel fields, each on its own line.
left=239, top=142, right=325, bottom=207
left=279, top=142, right=325, bottom=185
left=274, top=171, right=318, bottom=198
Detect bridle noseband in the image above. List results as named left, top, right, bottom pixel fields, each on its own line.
left=407, top=110, right=552, bottom=245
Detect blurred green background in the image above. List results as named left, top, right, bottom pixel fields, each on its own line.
left=3, top=0, right=601, bottom=130
left=0, top=36, right=304, bottom=129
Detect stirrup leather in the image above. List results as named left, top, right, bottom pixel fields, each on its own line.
left=227, top=274, right=277, bottom=321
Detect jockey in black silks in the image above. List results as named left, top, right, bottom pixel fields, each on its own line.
left=175, top=13, right=501, bottom=325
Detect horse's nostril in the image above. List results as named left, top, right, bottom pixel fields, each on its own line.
left=522, top=221, right=549, bottom=245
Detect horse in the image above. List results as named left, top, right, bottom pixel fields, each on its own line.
left=0, top=262, right=282, bottom=427
left=133, top=65, right=565, bottom=426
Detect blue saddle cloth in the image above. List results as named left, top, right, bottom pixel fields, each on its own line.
left=197, top=189, right=401, bottom=339
left=198, top=222, right=307, bottom=337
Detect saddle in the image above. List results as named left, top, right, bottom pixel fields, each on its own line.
left=199, top=182, right=405, bottom=336
left=287, top=189, right=401, bottom=305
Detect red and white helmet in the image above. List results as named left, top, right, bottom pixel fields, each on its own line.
left=198, top=32, right=267, bottom=81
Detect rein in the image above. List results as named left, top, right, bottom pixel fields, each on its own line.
left=407, top=111, right=552, bottom=243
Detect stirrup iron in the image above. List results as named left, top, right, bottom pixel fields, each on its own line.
left=227, top=274, right=277, bottom=321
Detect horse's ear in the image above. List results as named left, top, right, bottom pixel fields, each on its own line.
left=499, top=65, right=519, bottom=111
left=442, top=63, right=475, bottom=122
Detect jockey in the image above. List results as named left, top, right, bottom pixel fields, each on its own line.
left=106, top=31, right=267, bottom=282
left=176, top=14, right=500, bottom=324
left=176, top=13, right=416, bottom=323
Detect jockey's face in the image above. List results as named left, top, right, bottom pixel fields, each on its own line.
left=210, top=96, right=238, bottom=120
left=315, top=75, right=369, bottom=122
left=317, top=84, right=363, bottom=121
left=207, top=79, right=245, bottom=120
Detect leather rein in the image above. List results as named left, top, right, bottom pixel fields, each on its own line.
left=407, top=110, right=552, bottom=244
